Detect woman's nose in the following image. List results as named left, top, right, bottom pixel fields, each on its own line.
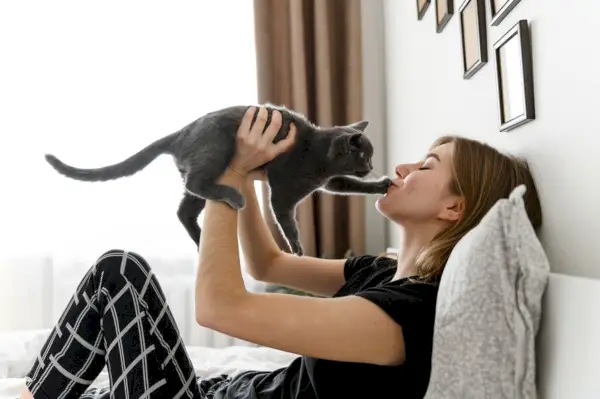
left=395, top=163, right=420, bottom=179
left=395, top=164, right=412, bottom=179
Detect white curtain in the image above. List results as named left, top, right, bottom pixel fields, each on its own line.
left=0, top=0, right=267, bottom=335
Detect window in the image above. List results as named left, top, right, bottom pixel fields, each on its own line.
left=0, top=1, right=266, bottom=331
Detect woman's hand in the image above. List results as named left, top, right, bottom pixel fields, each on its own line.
left=230, top=106, right=296, bottom=176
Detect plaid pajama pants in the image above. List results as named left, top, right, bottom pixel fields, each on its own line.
left=25, top=249, right=232, bottom=399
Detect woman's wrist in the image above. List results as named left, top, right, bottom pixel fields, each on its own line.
left=228, top=164, right=247, bottom=180
left=217, top=168, right=246, bottom=191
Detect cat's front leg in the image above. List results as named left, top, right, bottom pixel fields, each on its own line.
left=322, top=176, right=393, bottom=195
left=268, top=192, right=304, bottom=256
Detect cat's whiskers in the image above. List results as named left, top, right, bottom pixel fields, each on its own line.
left=364, top=171, right=383, bottom=180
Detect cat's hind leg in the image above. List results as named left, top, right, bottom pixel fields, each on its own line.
left=185, top=172, right=245, bottom=210
left=177, top=193, right=206, bottom=247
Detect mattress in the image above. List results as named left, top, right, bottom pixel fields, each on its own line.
left=0, top=329, right=299, bottom=398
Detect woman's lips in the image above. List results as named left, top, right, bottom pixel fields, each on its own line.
left=386, top=179, right=402, bottom=193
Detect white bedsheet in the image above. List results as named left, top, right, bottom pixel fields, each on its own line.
left=0, top=329, right=299, bottom=398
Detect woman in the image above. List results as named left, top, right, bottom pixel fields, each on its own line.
left=21, top=106, right=542, bottom=399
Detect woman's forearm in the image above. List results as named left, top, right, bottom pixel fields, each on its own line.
left=195, top=170, right=248, bottom=321
left=238, top=179, right=282, bottom=279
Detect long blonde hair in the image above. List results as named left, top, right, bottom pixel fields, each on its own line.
left=396, top=135, right=543, bottom=284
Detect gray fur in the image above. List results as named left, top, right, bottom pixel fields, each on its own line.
left=45, top=104, right=392, bottom=255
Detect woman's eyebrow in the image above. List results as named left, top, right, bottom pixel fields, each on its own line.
left=424, top=153, right=441, bottom=162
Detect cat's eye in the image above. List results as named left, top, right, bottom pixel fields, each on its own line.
left=359, top=152, right=364, bottom=158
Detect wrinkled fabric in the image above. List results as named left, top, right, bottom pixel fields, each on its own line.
left=424, top=185, right=550, bottom=399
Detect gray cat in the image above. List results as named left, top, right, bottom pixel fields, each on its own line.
left=44, top=104, right=392, bottom=255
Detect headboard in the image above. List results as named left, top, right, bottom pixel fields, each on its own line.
left=536, top=273, right=600, bottom=398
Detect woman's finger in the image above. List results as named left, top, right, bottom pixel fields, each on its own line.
left=261, top=110, right=282, bottom=145
left=250, top=106, right=269, bottom=139
left=270, top=123, right=297, bottom=157
left=237, top=106, right=256, bottom=138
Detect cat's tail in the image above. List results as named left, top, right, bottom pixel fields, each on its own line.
left=44, top=132, right=178, bottom=182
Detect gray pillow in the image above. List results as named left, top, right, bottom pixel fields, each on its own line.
left=424, top=185, right=550, bottom=399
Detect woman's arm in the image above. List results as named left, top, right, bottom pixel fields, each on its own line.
left=196, top=109, right=405, bottom=366
left=236, top=177, right=281, bottom=277
left=196, top=170, right=406, bottom=366
left=237, top=178, right=347, bottom=297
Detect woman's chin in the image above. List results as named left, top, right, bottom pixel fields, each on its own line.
left=375, top=195, right=403, bottom=223
left=375, top=197, right=391, bottom=217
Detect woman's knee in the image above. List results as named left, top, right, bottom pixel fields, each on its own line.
left=94, top=249, right=152, bottom=279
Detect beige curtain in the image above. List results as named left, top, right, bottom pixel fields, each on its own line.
left=253, top=0, right=366, bottom=258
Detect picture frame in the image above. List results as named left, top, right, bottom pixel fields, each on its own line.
left=459, top=0, right=487, bottom=79
left=493, top=20, right=535, bottom=132
left=435, top=0, right=454, bottom=33
left=417, top=0, right=431, bottom=20
left=489, top=0, right=523, bottom=26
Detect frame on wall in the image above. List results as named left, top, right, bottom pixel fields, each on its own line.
left=489, top=0, right=523, bottom=26
left=435, top=0, right=454, bottom=33
left=459, top=0, right=487, bottom=79
left=417, top=0, right=431, bottom=20
left=493, top=19, right=535, bottom=132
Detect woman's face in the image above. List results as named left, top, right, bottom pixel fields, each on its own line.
left=376, top=142, right=463, bottom=225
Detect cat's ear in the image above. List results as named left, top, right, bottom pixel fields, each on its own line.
left=347, top=120, right=369, bottom=132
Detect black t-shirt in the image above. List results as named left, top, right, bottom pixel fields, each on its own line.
left=215, top=255, right=439, bottom=399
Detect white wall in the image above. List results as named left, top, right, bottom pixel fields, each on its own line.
left=382, top=0, right=600, bottom=279
left=361, top=0, right=389, bottom=254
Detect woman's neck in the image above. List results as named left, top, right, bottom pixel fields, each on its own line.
left=392, top=223, right=443, bottom=281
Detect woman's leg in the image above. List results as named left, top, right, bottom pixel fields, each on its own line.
left=25, top=249, right=203, bottom=398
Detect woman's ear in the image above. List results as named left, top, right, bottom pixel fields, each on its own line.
left=439, top=196, right=465, bottom=222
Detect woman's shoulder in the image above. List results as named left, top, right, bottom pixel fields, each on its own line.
left=337, top=254, right=398, bottom=296
left=343, top=254, right=396, bottom=280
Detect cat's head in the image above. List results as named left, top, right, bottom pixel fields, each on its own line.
left=327, top=121, right=374, bottom=177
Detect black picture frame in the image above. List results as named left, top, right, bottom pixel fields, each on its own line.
left=417, top=0, right=431, bottom=20
left=489, top=0, right=523, bottom=26
left=493, top=20, right=535, bottom=132
left=459, top=0, right=487, bottom=79
left=435, top=0, right=454, bottom=33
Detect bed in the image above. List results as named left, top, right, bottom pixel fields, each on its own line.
left=0, top=255, right=294, bottom=398
left=1, top=272, right=598, bottom=398
left=0, top=328, right=298, bottom=397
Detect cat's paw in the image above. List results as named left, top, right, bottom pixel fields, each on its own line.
left=225, top=192, right=246, bottom=209
left=290, top=241, right=304, bottom=256
left=375, top=177, right=393, bottom=194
